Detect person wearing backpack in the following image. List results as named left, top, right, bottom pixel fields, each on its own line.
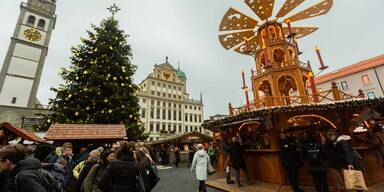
left=42, top=157, right=67, bottom=188
left=304, top=132, right=329, bottom=192
left=0, top=144, right=64, bottom=192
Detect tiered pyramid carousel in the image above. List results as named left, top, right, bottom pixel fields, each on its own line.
left=203, top=0, right=384, bottom=190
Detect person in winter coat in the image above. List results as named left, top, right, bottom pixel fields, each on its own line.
left=191, top=144, right=210, bottom=192
left=174, top=146, right=180, bottom=168
left=304, top=132, right=329, bottom=192
left=0, top=144, right=62, bottom=192
left=335, top=135, right=363, bottom=171
left=224, top=137, right=251, bottom=187
left=73, top=146, right=90, bottom=166
left=98, top=141, right=140, bottom=192
left=207, top=144, right=216, bottom=169
left=279, top=133, right=303, bottom=192
left=83, top=149, right=115, bottom=192
left=220, top=134, right=235, bottom=184
left=188, top=144, right=196, bottom=167
left=42, top=157, right=67, bottom=187
left=136, top=149, right=153, bottom=192
left=76, top=147, right=103, bottom=192
left=335, top=134, right=365, bottom=192
left=324, top=130, right=345, bottom=192
left=58, top=142, right=76, bottom=191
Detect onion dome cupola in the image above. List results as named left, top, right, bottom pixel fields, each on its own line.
left=176, top=63, right=187, bottom=80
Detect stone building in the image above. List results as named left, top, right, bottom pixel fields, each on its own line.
left=315, top=54, right=384, bottom=99
left=0, top=0, right=56, bottom=128
left=137, top=57, right=204, bottom=141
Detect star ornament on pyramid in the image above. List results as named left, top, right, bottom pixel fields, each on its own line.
left=107, top=3, right=121, bottom=17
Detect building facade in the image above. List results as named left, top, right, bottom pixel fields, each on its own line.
left=137, top=58, right=204, bottom=141
left=0, top=0, right=56, bottom=128
left=315, top=54, right=384, bottom=99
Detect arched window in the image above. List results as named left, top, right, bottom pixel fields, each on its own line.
left=37, top=19, right=46, bottom=30
left=27, top=15, right=36, bottom=26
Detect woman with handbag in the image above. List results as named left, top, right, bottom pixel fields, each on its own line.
left=335, top=135, right=366, bottom=191
left=98, top=141, right=142, bottom=192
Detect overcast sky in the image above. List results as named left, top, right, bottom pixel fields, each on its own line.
left=1, top=0, right=384, bottom=118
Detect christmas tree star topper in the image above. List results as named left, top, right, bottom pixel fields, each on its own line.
left=107, top=3, right=121, bottom=17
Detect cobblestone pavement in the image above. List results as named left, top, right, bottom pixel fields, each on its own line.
left=152, top=164, right=221, bottom=192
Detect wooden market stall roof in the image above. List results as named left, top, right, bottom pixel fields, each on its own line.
left=149, top=131, right=212, bottom=145
left=0, top=122, right=46, bottom=143
left=44, top=124, right=127, bottom=141
left=202, top=98, right=384, bottom=131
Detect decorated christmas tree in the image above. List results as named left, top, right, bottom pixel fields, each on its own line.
left=37, top=4, right=148, bottom=141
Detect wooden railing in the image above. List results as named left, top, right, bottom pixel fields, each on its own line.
left=228, top=82, right=365, bottom=116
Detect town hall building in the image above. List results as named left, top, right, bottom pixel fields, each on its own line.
left=137, top=57, right=204, bottom=141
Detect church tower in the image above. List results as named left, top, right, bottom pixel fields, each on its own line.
left=0, top=0, right=57, bottom=108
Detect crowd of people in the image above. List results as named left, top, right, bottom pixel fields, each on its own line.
left=279, top=119, right=384, bottom=192
left=1, top=119, right=382, bottom=192
left=0, top=141, right=160, bottom=192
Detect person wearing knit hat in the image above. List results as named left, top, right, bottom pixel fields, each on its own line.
left=74, top=147, right=104, bottom=191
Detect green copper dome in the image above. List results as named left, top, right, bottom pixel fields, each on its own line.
left=176, top=66, right=186, bottom=79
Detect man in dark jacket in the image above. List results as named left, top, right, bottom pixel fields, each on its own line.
left=0, top=144, right=62, bottom=192
left=225, top=137, right=251, bottom=187
left=279, top=133, right=303, bottom=192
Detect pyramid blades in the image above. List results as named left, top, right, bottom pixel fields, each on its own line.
left=234, top=35, right=259, bottom=55
left=219, top=7, right=258, bottom=32
left=282, top=27, right=318, bottom=38
left=244, top=0, right=275, bottom=21
left=219, top=30, right=256, bottom=50
left=285, top=0, right=333, bottom=23
left=276, top=0, right=305, bottom=18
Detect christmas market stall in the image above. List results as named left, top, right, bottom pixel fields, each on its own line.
left=0, top=122, right=46, bottom=145
left=147, top=131, right=212, bottom=164
left=204, top=98, right=384, bottom=187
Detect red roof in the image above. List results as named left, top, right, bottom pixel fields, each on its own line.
left=315, top=54, right=384, bottom=84
left=0, top=122, right=45, bottom=143
left=44, top=124, right=127, bottom=141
